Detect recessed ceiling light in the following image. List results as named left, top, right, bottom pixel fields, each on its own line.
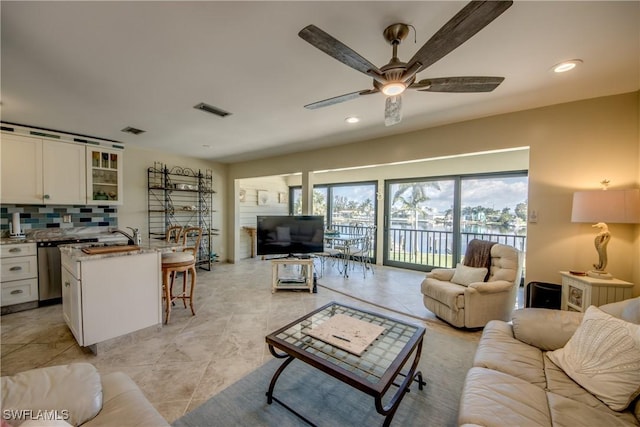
left=345, top=116, right=360, bottom=124
left=552, top=59, right=583, bottom=73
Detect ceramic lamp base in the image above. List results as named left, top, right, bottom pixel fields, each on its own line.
left=587, top=270, right=613, bottom=280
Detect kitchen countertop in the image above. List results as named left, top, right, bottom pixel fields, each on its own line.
left=0, top=227, right=132, bottom=245
left=59, top=239, right=182, bottom=261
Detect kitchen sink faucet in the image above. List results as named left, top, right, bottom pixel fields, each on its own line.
left=110, top=227, right=141, bottom=245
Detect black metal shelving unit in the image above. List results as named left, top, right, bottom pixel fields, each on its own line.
left=147, top=162, right=217, bottom=270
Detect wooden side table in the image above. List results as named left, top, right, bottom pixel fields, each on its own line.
left=559, top=271, right=633, bottom=312
left=242, top=227, right=257, bottom=258
left=271, top=258, right=314, bottom=293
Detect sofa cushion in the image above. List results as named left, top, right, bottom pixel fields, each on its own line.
left=548, top=305, right=640, bottom=411
left=547, top=391, right=639, bottom=427
left=600, top=297, right=640, bottom=324
left=458, top=367, right=552, bottom=426
left=472, top=320, right=547, bottom=388
left=451, top=263, right=488, bottom=286
left=82, top=372, right=170, bottom=427
left=420, top=278, right=464, bottom=310
left=512, top=308, right=584, bottom=351
left=544, top=353, right=639, bottom=426
left=1, top=363, right=102, bottom=427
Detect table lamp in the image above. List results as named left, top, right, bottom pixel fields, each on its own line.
left=571, top=183, right=640, bottom=279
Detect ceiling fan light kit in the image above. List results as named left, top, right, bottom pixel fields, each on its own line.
left=381, top=82, right=406, bottom=96
left=298, top=0, right=513, bottom=126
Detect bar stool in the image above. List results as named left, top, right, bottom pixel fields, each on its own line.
left=161, top=226, right=202, bottom=324
left=166, top=224, right=183, bottom=244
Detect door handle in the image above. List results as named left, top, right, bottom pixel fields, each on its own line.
left=10, top=289, right=23, bottom=295
left=9, top=266, right=22, bottom=271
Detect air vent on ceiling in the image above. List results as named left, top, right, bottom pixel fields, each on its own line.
left=121, top=126, right=146, bottom=135
left=194, top=102, right=232, bottom=118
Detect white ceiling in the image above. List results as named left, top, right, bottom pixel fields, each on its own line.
left=1, top=1, right=638, bottom=163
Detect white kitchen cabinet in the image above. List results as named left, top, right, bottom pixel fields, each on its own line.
left=43, top=139, right=87, bottom=204
left=86, top=146, right=123, bottom=205
left=61, top=266, right=83, bottom=344
left=0, top=133, right=43, bottom=204
left=61, top=251, right=161, bottom=348
left=0, top=132, right=86, bottom=204
left=1, top=243, right=38, bottom=307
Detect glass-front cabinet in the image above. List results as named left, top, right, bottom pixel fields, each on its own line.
left=86, top=146, right=123, bottom=205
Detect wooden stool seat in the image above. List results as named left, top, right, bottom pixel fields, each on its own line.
left=161, top=226, right=202, bottom=324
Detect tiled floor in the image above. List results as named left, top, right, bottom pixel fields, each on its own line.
left=0, top=259, right=516, bottom=423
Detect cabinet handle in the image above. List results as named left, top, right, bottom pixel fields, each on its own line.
left=8, top=248, right=22, bottom=253
left=10, top=290, right=23, bottom=295
left=9, top=266, right=22, bottom=271
left=65, top=281, right=70, bottom=287
left=44, top=194, right=50, bottom=199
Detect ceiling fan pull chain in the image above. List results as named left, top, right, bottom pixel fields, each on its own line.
left=407, top=24, right=417, bottom=44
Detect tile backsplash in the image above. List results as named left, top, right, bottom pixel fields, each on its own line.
left=0, top=204, right=117, bottom=234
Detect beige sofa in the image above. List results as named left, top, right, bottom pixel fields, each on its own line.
left=1, top=363, right=169, bottom=427
left=421, top=242, right=522, bottom=328
left=458, top=297, right=640, bottom=426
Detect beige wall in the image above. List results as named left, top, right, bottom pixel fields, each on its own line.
left=118, top=146, right=228, bottom=261
left=228, top=92, right=640, bottom=293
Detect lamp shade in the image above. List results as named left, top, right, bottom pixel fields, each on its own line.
left=571, top=189, right=640, bottom=224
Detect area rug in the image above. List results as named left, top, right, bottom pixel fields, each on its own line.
left=172, top=326, right=478, bottom=427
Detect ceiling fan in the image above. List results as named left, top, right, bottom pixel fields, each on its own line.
left=298, top=0, right=513, bottom=126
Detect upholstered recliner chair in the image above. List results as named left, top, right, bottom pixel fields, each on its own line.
left=421, top=240, right=522, bottom=328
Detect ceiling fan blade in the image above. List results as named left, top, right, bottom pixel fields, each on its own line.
left=304, top=89, right=378, bottom=110
left=406, top=1, right=513, bottom=74
left=411, top=76, right=505, bottom=92
left=299, top=25, right=383, bottom=77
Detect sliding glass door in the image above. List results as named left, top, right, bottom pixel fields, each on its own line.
left=291, top=182, right=377, bottom=257
left=385, top=178, right=456, bottom=270
left=385, top=172, right=527, bottom=272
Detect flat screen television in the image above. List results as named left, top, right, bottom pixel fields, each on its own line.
left=256, top=215, right=324, bottom=256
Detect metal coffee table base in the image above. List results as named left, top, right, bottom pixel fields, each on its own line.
left=266, top=344, right=426, bottom=427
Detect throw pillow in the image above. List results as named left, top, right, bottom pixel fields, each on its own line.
left=450, top=263, right=488, bottom=286
left=547, top=305, right=640, bottom=411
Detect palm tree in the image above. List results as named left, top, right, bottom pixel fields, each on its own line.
left=392, top=182, right=441, bottom=261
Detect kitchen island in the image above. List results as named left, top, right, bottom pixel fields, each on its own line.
left=59, top=240, right=180, bottom=353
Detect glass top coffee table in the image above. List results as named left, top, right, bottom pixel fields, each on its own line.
left=265, top=302, right=426, bottom=426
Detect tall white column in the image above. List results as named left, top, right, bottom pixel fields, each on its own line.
left=301, top=171, right=314, bottom=215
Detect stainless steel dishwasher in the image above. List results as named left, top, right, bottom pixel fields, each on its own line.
left=37, top=238, right=98, bottom=304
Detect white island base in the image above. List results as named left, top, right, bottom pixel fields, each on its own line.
left=61, top=249, right=162, bottom=353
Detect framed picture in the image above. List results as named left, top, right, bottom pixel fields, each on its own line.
left=278, top=192, right=287, bottom=204
left=257, top=190, right=269, bottom=205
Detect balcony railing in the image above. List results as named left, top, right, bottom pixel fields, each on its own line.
left=387, top=227, right=526, bottom=269
left=327, top=223, right=526, bottom=270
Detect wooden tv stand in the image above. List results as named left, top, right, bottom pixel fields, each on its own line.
left=271, top=258, right=314, bottom=293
